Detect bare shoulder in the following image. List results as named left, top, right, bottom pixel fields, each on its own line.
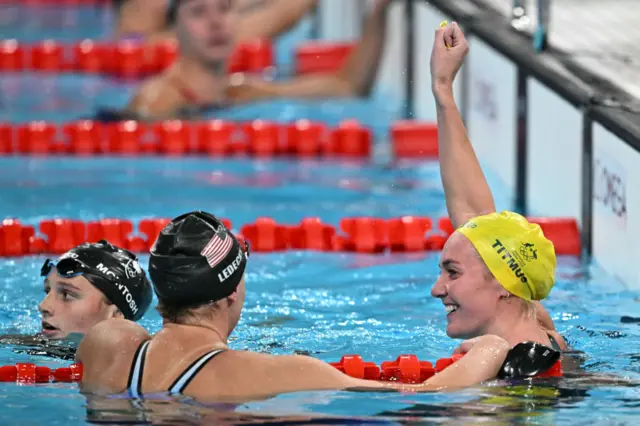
left=77, top=319, right=149, bottom=362
left=127, top=71, right=184, bottom=118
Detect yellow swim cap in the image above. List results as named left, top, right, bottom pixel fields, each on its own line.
left=456, top=211, right=556, bottom=301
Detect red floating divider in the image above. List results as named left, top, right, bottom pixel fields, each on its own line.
left=229, top=39, right=274, bottom=75
left=288, top=218, right=335, bottom=251
left=0, top=120, right=376, bottom=159
left=0, top=39, right=273, bottom=76
left=240, top=217, right=289, bottom=252
left=380, top=355, right=435, bottom=383
left=155, top=120, right=192, bottom=156
left=30, top=40, right=64, bottom=72
left=63, top=120, right=102, bottom=155
left=17, top=121, right=57, bottom=155
left=0, top=353, right=561, bottom=385
left=245, top=120, right=281, bottom=157
left=87, top=219, right=134, bottom=249
left=285, top=120, right=328, bottom=157
left=328, top=355, right=380, bottom=380
left=0, top=216, right=581, bottom=257
left=0, top=363, right=83, bottom=384
left=39, top=219, right=86, bottom=254
left=391, top=121, right=439, bottom=159
left=0, top=40, right=23, bottom=71
left=112, top=40, right=145, bottom=78
left=527, top=217, right=581, bottom=257
left=335, top=217, right=388, bottom=253
left=387, top=216, right=432, bottom=252
left=295, top=42, right=355, bottom=75
left=196, top=120, right=235, bottom=155
left=0, top=123, right=12, bottom=154
left=73, top=39, right=105, bottom=74
left=328, top=120, right=371, bottom=157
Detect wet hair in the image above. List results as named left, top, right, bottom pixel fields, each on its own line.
left=472, top=248, right=536, bottom=318
left=156, top=300, right=219, bottom=324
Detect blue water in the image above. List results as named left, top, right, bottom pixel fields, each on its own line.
left=1, top=3, right=640, bottom=426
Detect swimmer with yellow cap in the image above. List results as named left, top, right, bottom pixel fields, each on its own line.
left=429, top=21, right=566, bottom=350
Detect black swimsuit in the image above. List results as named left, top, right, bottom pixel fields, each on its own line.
left=548, top=334, right=563, bottom=352
left=126, top=340, right=227, bottom=399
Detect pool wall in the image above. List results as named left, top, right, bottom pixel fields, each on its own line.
left=340, top=0, right=640, bottom=290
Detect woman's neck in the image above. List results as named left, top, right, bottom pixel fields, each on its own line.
left=487, top=309, right=550, bottom=347
left=161, top=321, right=228, bottom=346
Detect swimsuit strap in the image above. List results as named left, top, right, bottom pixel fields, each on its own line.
left=547, top=333, right=563, bottom=352
left=126, top=340, right=151, bottom=399
left=168, top=349, right=227, bottom=395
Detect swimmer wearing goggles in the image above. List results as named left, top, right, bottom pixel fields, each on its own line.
left=77, top=211, right=513, bottom=402
left=39, top=240, right=153, bottom=340
left=1, top=241, right=153, bottom=360
left=429, top=22, right=567, bottom=351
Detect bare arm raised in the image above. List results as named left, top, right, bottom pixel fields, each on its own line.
left=430, top=23, right=496, bottom=229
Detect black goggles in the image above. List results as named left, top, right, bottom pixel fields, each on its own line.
left=41, top=257, right=98, bottom=279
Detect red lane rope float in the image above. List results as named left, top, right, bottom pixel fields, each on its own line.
left=0, top=216, right=581, bottom=258
left=0, top=39, right=274, bottom=77
left=0, top=120, right=438, bottom=159
left=10, top=0, right=111, bottom=5
left=0, top=354, right=562, bottom=385
left=0, top=363, right=82, bottom=384
left=0, top=39, right=355, bottom=77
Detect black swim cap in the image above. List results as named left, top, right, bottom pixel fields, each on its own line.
left=148, top=211, right=249, bottom=307
left=41, top=241, right=153, bottom=321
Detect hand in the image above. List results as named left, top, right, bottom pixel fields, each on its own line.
left=453, top=335, right=509, bottom=355
left=430, top=22, right=469, bottom=94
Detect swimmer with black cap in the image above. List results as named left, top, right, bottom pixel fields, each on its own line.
left=1, top=240, right=153, bottom=359
left=77, top=211, right=512, bottom=402
left=38, top=240, right=153, bottom=340
left=428, top=22, right=567, bottom=352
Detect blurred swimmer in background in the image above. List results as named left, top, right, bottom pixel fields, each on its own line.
left=117, top=0, right=390, bottom=120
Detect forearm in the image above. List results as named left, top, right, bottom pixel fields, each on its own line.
left=434, top=85, right=496, bottom=228
left=420, top=338, right=509, bottom=389
left=336, top=3, right=389, bottom=96
left=236, top=0, right=317, bottom=41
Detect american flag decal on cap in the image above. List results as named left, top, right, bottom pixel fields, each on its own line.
left=200, top=227, right=233, bottom=268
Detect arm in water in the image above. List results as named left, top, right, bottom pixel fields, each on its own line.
left=76, top=319, right=509, bottom=400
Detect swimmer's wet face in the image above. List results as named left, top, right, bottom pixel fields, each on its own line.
left=176, top=0, right=236, bottom=66
left=39, top=270, right=121, bottom=339
left=431, top=232, right=508, bottom=339
left=38, top=240, right=153, bottom=340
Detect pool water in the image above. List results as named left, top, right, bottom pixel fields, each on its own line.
left=1, top=3, right=640, bottom=426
